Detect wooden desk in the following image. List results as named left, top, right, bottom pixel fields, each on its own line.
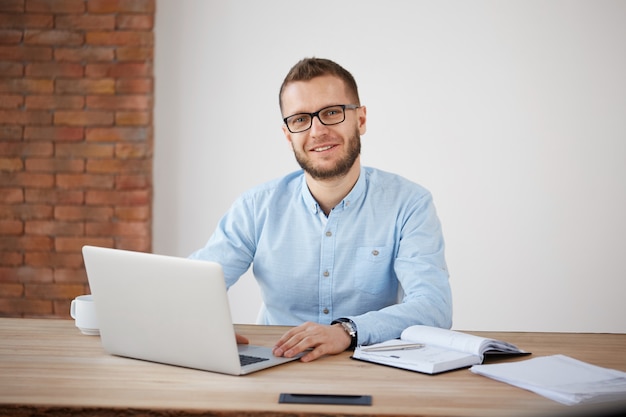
left=1, top=318, right=625, bottom=417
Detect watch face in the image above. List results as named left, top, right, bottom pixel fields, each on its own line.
left=341, top=321, right=356, bottom=337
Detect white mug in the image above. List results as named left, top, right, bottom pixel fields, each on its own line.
left=70, top=295, right=100, bottom=335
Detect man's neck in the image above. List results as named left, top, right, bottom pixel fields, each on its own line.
left=305, top=161, right=361, bottom=216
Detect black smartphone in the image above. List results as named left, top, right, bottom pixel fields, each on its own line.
left=278, top=393, right=372, bottom=406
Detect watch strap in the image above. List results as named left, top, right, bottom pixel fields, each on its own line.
left=331, top=318, right=358, bottom=350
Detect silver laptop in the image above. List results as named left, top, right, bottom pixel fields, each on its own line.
left=82, top=245, right=300, bottom=375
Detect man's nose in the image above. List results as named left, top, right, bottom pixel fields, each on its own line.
left=309, top=115, right=329, bottom=136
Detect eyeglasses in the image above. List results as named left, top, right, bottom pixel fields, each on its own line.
left=283, top=104, right=360, bottom=133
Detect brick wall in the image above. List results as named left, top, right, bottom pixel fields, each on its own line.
left=0, top=0, right=155, bottom=318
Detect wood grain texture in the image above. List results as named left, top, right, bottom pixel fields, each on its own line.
left=1, top=318, right=625, bottom=417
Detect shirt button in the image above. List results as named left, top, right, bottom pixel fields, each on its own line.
left=323, top=308, right=329, bottom=314
left=325, top=231, right=332, bottom=237
left=372, top=250, right=379, bottom=256
left=323, top=270, right=330, bottom=277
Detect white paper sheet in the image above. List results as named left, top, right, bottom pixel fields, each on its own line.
left=470, top=354, right=626, bottom=405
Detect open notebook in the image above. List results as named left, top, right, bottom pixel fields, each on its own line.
left=82, top=245, right=300, bottom=375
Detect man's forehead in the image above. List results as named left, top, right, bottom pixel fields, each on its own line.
left=281, top=75, right=349, bottom=113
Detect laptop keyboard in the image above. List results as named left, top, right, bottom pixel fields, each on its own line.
left=239, top=354, right=270, bottom=366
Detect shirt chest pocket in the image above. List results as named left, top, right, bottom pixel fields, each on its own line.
left=352, top=246, right=393, bottom=294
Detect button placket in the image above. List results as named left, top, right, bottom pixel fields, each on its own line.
left=319, top=219, right=337, bottom=321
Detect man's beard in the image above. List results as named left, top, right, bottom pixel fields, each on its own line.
left=292, top=130, right=361, bottom=180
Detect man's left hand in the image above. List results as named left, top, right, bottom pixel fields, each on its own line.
left=272, top=321, right=351, bottom=362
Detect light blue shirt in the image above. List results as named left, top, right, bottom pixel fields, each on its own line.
left=190, top=166, right=452, bottom=345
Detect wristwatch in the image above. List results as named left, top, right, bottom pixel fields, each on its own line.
left=332, top=318, right=358, bottom=350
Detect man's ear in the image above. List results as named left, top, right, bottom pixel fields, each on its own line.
left=282, top=124, right=293, bottom=146
left=358, top=105, right=367, bottom=135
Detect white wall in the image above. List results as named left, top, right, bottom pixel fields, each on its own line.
left=154, top=0, right=626, bottom=332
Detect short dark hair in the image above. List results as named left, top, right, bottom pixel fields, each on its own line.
left=279, top=58, right=360, bottom=111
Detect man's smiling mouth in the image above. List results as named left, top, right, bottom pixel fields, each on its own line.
left=313, top=145, right=334, bottom=152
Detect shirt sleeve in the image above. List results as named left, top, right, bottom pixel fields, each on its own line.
left=349, top=191, right=453, bottom=346
left=188, top=194, right=257, bottom=288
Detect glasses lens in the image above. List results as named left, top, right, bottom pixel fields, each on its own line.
left=319, top=106, right=346, bottom=125
left=286, top=114, right=312, bottom=133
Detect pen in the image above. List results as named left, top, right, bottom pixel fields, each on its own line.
left=361, top=343, right=425, bottom=352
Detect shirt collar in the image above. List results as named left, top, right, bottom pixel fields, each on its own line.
left=300, top=167, right=367, bottom=216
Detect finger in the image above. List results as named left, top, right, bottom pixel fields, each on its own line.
left=273, top=322, right=314, bottom=357
left=235, top=333, right=249, bottom=344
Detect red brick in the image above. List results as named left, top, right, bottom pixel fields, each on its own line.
left=0, top=94, right=23, bottom=108
left=116, top=14, right=153, bottom=30
left=0, top=236, right=53, bottom=251
left=115, top=174, right=150, bottom=190
left=0, top=187, right=24, bottom=203
left=0, top=13, right=53, bottom=29
left=55, top=14, right=115, bottom=30
left=55, top=236, right=112, bottom=252
left=0, top=252, right=23, bottom=267
left=15, top=266, right=53, bottom=283
left=54, top=46, right=114, bottom=62
left=54, top=110, right=113, bottom=126
left=115, top=205, right=149, bottom=221
left=26, top=251, right=84, bottom=268
left=115, top=111, right=150, bottom=126
left=0, top=1, right=24, bottom=13
left=0, top=141, right=53, bottom=157
left=86, top=126, right=149, bottom=141
left=56, top=78, right=114, bottom=94
left=86, top=189, right=150, bottom=205
left=0, top=203, right=53, bottom=220
left=24, top=126, right=84, bottom=141
left=115, top=142, right=150, bottom=159
left=0, top=282, right=24, bottom=297
left=26, top=0, right=85, bottom=13
left=115, top=78, right=152, bottom=94
left=88, top=0, right=155, bottom=14
left=0, top=29, right=22, bottom=43
left=0, top=45, right=52, bottom=60
left=0, top=125, right=23, bottom=140
left=0, top=171, right=54, bottom=187
left=0, top=109, right=52, bottom=124
left=86, top=221, right=148, bottom=237
left=25, top=282, right=85, bottom=299
left=0, top=61, right=23, bottom=76
left=0, top=219, right=23, bottom=234
left=86, top=158, right=151, bottom=174
left=25, top=62, right=84, bottom=77
left=24, top=30, right=83, bottom=46
left=116, top=236, right=150, bottom=252
left=0, top=78, right=53, bottom=93
left=53, top=267, right=87, bottom=283
left=25, top=220, right=84, bottom=235
left=1, top=0, right=154, bottom=319
left=86, top=62, right=151, bottom=78
left=25, top=188, right=84, bottom=204
left=0, top=298, right=54, bottom=316
left=0, top=157, right=23, bottom=171
left=25, top=157, right=85, bottom=172
left=53, top=298, right=78, bottom=317
left=54, top=205, right=113, bottom=221
left=26, top=95, right=85, bottom=109
left=55, top=142, right=114, bottom=158
left=86, top=95, right=151, bottom=110
left=86, top=31, right=152, bottom=46
left=56, top=173, right=114, bottom=189
left=116, top=46, right=152, bottom=61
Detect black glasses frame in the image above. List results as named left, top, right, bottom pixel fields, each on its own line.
left=283, top=104, right=360, bottom=133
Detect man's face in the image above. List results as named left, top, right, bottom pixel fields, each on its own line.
left=281, top=75, right=367, bottom=180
